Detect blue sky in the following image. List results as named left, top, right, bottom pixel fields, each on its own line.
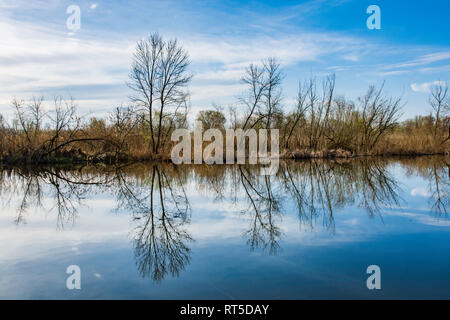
left=0, top=0, right=449, bottom=121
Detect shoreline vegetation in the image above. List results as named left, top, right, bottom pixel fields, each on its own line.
left=1, top=33, right=449, bottom=165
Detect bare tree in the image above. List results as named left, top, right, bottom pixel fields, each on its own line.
left=109, top=105, right=139, bottom=158
left=29, top=96, right=45, bottom=137
left=262, top=58, right=283, bottom=129
left=429, top=82, right=450, bottom=141
left=241, top=63, right=267, bottom=130
left=128, top=33, right=192, bottom=155
left=308, top=75, right=335, bottom=150
left=0, top=114, right=5, bottom=155
left=45, top=97, right=80, bottom=153
left=324, top=97, right=358, bottom=151
left=358, top=83, right=403, bottom=152
left=8, top=96, right=107, bottom=162
left=240, top=58, right=283, bottom=130
left=284, top=81, right=309, bottom=149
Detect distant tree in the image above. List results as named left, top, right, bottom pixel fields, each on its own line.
left=196, top=110, right=226, bottom=130
left=429, top=82, right=450, bottom=140
left=88, top=117, right=107, bottom=132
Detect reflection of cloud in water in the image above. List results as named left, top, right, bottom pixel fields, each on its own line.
left=410, top=187, right=431, bottom=197
left=386, top=210, right=450, bottom=227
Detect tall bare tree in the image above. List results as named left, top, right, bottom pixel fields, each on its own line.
left=128, top=33, right=192, bottom=155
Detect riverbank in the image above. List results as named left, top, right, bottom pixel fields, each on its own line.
left=1, top=148, right=448, bottom=166
left=280, top=148, right=450, bottom=159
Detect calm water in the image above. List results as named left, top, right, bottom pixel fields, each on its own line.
left=0, top=157, right=449, bottom=299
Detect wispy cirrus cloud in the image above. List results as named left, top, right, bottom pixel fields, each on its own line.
left=384, top=52, right=450, bottom=70
left=380, top=52, right=450, bottom=78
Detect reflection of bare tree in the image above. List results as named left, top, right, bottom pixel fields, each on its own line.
left=430, top=164, right=449, bottom=216
left=0, top=166, right=106, bottom=228
left=421, top=158, right=449, bottom=216
left=399, top=156, right=449, bottom=216
left=357, top=159, right=401, bottom=217
left=0, top=156, right=447, bottom=279
left=277, top=158, right=401, bottom=232
left=112, top=163, right=192, bottom=281
left=239, top=166, right=282, bottom=254
left=187, top=160, right=404, bottom=254
left=193, top=165, right=228, bottom=202
left=278, top=161, right=343, bottom=233
left=0, top=163, right=193, bottom=282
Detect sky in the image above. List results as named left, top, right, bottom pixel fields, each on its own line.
left=0, top=0, right=449, bottom=121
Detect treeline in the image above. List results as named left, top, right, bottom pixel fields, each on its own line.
left=0, top=33, right=449, bottom=164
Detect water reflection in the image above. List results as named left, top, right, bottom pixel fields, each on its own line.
left=239, top=166, right=283, bottom=254
left=112, top=165, right=192, bottom=281
left=401, top=157, right=449, bottom=216
left=0, top=166, right=108, bottom=228
left=277, top=159, right=402, bottom=231
left=0, top=156, right=448, bottom=282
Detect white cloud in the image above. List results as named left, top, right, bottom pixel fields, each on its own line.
left=180, top=32, right=368, bottom=113
left=185, top=32, right=366, bottom=67
left=0, top=8, right=369, bottom=118
left=341, top=54, right=359, bottom=62
left=377, top=70, right=409, bottom=77
left=411, top=81, right=445, bottom=93
left=1, top=1, right=448, bottom=121
left=0, top=13, right=134, bottom=116
left=190, top=83, right=245, bottom=101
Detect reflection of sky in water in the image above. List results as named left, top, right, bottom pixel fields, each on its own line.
left=0, top=159, right=449, bottom=299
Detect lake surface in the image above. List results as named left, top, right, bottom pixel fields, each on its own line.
left=0, top=157, right=449, bottom=299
